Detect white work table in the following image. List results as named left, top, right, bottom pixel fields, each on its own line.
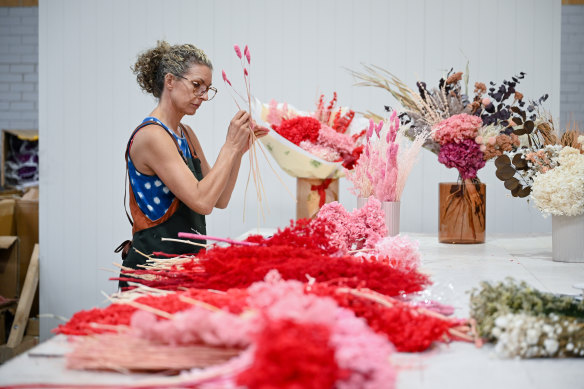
left=0, top=234, right=583, bottom=388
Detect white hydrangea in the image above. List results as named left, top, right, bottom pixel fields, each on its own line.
left=531, top=146, right=584, bottom=216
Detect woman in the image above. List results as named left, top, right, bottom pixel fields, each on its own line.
left=116, top=41, right=267, bottom=283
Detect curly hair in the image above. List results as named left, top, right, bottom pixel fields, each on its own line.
left=132, top=41, right=213, bottom=98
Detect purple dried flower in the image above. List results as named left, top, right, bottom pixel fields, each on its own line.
left=437, top=139, right=485, bottom=179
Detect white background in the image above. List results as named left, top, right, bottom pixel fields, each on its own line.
left=39, top=0, right=561, bottom=340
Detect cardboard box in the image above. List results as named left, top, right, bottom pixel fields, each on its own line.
left=0, top=236, right=20, bottom=299
left=15, top=193, right=38, bottom=316
left=15, top=197, right=38, bottom=291
left=0, top=199, right=16, bottom=236
left=1, top=129, right=38, bottom=189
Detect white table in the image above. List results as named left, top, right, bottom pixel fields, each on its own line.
left=1, top=234, right=583, bottom=388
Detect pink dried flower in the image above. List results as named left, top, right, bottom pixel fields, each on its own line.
left=482, top=97, right=491, bottom=106
left=244, top=68, right=248, bottom=76
left=376, top=121, right=384, bottom=136
left=359, top=235, right=421, bottom=272
left=313, top=198, right=387, bottom=254
left=234, top=44, right=242, bottom=59
left=367, top=119, right=375, bottom=139
left=437, top=139, right=486, bottom=179
left=222, top=70, right=232, bottom=86
left=432, top=113, right=483, bottom=145
left=244, top=45, right=251, bottom=63
left=318, top=124, right=355, bottom=154
left=299, top=140, right=341, bottom=162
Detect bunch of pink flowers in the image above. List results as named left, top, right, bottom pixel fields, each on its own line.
left=345, top=111, right=428, bottom=202
left=432, top=113, right=486, bottom=179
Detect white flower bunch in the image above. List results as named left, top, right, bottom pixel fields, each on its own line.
left=492, top=312, right=584, bottom=358
left=531, top=146, right=584, bottom=216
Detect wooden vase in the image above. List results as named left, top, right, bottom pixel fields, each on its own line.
left=296, top=178, right=339, bottom=219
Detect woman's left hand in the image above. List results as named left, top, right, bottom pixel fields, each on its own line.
left=242, top=121, right=269, bottom=153
left=252, top=121, right=269, bottom=139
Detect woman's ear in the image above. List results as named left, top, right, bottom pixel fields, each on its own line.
left=164, top=73, right=175, bottom=91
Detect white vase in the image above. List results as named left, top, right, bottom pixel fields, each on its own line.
left=552, top=214, right=584, bottom=263
left=357, top=197, right=400, bottom=237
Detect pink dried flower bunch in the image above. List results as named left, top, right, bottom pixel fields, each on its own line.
left=360, top=234, right=421, bottom=272
left=247, top=272, right=397, bottom=389
left=131, top=307, right=254, bottom=348
left=432, top=113, right=486, bottom=179
left=299, top=140, right=341, bottom=161
left=438, top=139, right=486, bottom=179
left=346, top=112, right=428, bottom=201
left=524, top=148, right=559, bottom=174
left=312, top=197, right=388, bottom=255
left=266, top=95, right=366, bottom=167
left=432, top=113, right=483, bottom=145
left=318, top=124, right=358, bottom=155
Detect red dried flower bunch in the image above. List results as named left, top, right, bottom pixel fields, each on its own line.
left=266, top=93, right=366, bottom=169
left=274, top=116, right=321, bottom=145
left=236, top=319, right=341, bottom=389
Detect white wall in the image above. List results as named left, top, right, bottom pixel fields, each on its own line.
left=560, top=5, right=584, bottom=129
left=39, top=0, right=561, bottom=339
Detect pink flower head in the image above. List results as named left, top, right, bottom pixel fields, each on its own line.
left=432, top=113, right=483, bottom=145
left=367, top=119, right=375, bottom=139
left=376, top=121, right=384, bottom=137
left=244, top=45, right=251, bottom=64
left=482, top=97, right=491, bottom=106
left=222, top=70, right=232, bottom=86
left=488, top=136, right=496, bottom=145
left=234, top=44, right=242, bottom=59
left=437, top=138, right=486, bottom=179
left=475, top=136, right=483, bottom=144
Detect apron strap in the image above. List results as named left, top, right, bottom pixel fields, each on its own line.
left=123, top=120, right=192, bottom=226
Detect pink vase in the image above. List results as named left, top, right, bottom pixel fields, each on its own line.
left=357, top=197, right=400, bottom=237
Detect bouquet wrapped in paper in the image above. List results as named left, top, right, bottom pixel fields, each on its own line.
left=254, top=93, right=368, bottom=179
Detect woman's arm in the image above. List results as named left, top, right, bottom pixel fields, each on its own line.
left=182, top=124, right=241, bottom=209
left=130, top=111, right=251, bottom=215
left=183, top=122, right=269, bottom=209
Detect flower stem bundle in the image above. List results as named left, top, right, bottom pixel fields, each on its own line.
left=470, top=278, right=584, bottom=358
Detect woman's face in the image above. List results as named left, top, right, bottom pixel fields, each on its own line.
left=171, top=64, right=213, bottom=115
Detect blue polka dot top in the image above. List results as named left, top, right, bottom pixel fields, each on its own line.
left=127, top=117, right=193, bottom=221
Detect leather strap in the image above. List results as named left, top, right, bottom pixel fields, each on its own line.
left=123, top=120, right=195, bottom=227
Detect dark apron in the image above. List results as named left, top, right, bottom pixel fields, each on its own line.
left=118, top=128, right=207, bottom=289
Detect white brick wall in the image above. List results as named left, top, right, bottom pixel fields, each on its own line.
left=561, top=5, right=584, bottom=130
left=0, top=6, right=38, bottom=134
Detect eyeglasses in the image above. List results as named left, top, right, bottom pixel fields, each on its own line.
left=176, top=75, right=217, bottom=101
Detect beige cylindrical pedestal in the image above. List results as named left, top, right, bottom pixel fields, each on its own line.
left=296, top=178, right=339, bottom=219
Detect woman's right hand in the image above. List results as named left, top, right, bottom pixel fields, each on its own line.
left=226, top=110, right=251, bottom=153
